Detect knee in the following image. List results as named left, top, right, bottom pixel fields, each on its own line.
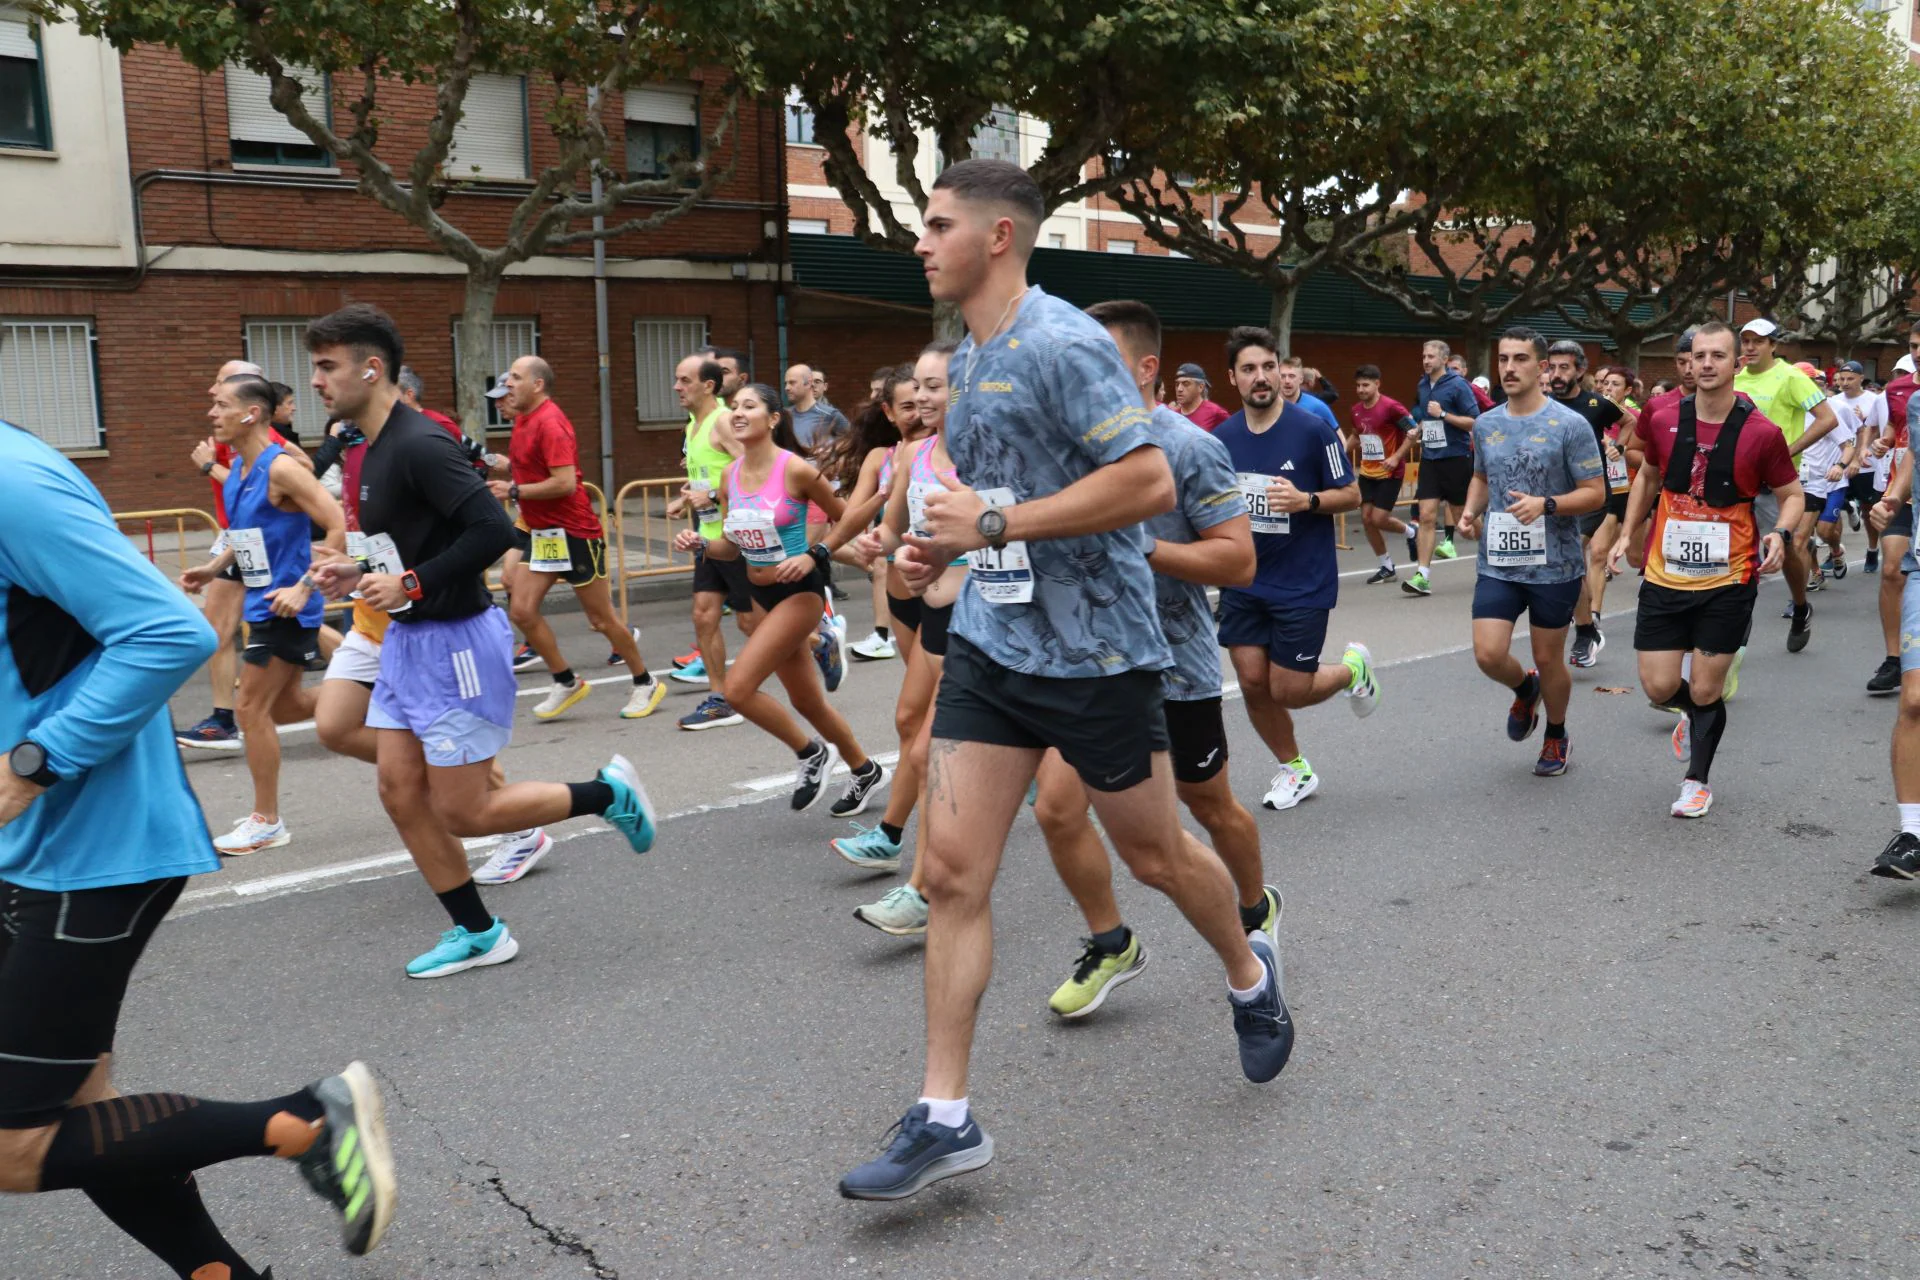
left=1181, top=787, right=1242, bottom=836
left=1117, top=835, right=1182, bottom=895
left=1473, top=643, right=1509, bottom=677
left=1900, top=680, right=1920, bottom=722
left=315, top=709, right=350, bottom=754
left=507, top=597, right=540, bottom=631
left=894, top=704, right=920, bottom=747
left=1266, top=672, right=1309, bottom=709
left=375, top=768, right=423, bottom=821
left=0, top=1124, right=56, bottom=1193
left=918, top=840, right=986, bottom=907
left=1032, top=786, right=1086, bottom=837
left=722, top=669, right=757, bottom=708
left=691, top=598, right=722, bottom=630
left=234, top=680, right=273, bottom=722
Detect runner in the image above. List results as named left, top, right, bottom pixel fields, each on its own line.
left=1542, top=339, right=1633, bottom=669
left=1791, top=367, right=1859, bottom=594
left=1454, top=330, right=1607, bottom=776
left=482, top=356, right=665, bottom=721
left=1349, top=363, right=1419, bottom=584
left=825, top=367, right=916, bottom=663
left=1171, top=361, right=1230, bottom=431
left=1215, top=324, right=1379, bottom=811
left=1405, top=340, right=1482, bottom=595
left=1611, top=321, right=1802, bottom=818
left=670, top=382, right=888, bottom=816
left=1835, top=360, right=1886, bottom=565
left=0, top=414, right=396, bottom=1274
left=1868, top=338, right=1920, bottom=695
left=303, top=305, right=657, bottom=978
left=179, top=375, right=346, bottom=855
left=1279, top=355, right=1339, bottom=431
left=1871, top=429, right=1920, bottom=876
left=1033, top=299, right=1280, bottom=1019
left=838, top=161, right=1291, bottom=1203
left=666, top=353, right=751, bottom=728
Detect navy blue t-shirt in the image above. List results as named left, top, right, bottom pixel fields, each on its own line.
left=1414, top=370, right=1481, bottom=459
left=1213, top=404, right=1351, bottom=610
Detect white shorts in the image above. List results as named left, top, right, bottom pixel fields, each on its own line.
left=324, top=628, right=383, bottom=685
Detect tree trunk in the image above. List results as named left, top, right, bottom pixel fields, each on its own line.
left=455, top=269, right=505, bottom=440
left=932, top=300, right=965, bottom=345
left=1268, top=281, right=1297, bottom=356
left=1614, top=334, right=1642, bottom=369
left=1461, top=326, right=1491, bottom=378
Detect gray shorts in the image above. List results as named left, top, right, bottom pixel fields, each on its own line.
left=367, top=607, right=516, bottom=766
left=1902, top=571, right=1920, bottom=675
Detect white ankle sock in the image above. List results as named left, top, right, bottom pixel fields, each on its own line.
left=918, top=1096, right=968, bottom=1128
left=1900, top=803, right=1920, bottom=837
left=1378, top=554, right=1394, bottom=569
left=1228, top=968, right=1270, bottom=1004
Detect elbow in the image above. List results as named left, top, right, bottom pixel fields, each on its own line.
left=1229, top=546, right=1257, bottom=588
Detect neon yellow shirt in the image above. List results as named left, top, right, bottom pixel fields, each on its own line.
left=1734, top=361, right=1825, bottom=448
left=684, top=401, right=732, bottom=540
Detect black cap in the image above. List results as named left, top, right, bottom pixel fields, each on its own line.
left=1176, top=362, right=1208, bottom=383
left=1675, top=327, right=1698, bottom=353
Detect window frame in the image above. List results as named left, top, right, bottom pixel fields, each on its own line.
left=224, top=62, right=334, bottom=171
left=784, top=87, right=817, bottom=146
left=0, top=9, right=53, bottom=152
left=633, top=317, right=709, bottom=426
left=447, top=73, right=531, bottom=183
left=240, top=318, right=330, bottom=441
left=450, top=316, right=541, bottom=433
left=623, top=81, right=701, bottom=184
left=0, top=318, right=106, bottom=453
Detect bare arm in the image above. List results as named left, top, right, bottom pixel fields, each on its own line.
left=1789, top=399, right=1838, bottom=456
left=1146, top=514, right=1254, bottom=588
left=270, top=454, right=346, bottom=551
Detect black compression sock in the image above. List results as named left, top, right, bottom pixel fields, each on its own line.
left=1545, top=721, right=1566, bottom=739
left=1576, top=622, right=1600, bottom=638
left=880, top=821, right=904, bottom=845
left=435, top=878, right=494, bottom=934
left=552, top=667, right=576, bottom=687
left=212, top=708, right=236, bottom=729
left=1443, top=525, right=1456, bottom=541
left=1238, top=900, right=1269, bottom=932
left=1090, top=924, right=1132, bottom=955
left=632, top=672, right=655, bottom=687
left=566, top=780, right=616, bottom=818
left=39, top=1090, right=322, bottom=1192
left=86, top=1173, right=262, bottom=1279
left=852, top=757, right=881, bottom=778
left=1686, top=697, right=1728, bottom=783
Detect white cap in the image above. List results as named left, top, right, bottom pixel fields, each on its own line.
left=484, top=372, right=512, bottom=399
left=1472, top=375, right=1490, bottom=390
left=1740, top=317, right=1779, bottom=338
left=1898, top=354, right=1916, bottom=375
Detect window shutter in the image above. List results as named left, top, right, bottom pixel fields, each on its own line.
left=0, top=320, right=103, bottom=451
left=624, top=82, right=697, bottom=127
left=449, top=74, right=528, bottom=179
left=0, top=16, right=38, bottom=60
left=634, top=318, right=708, bottom=423
left=225, top=63, right=324, bottom=144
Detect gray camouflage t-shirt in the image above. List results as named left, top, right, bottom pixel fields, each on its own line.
left=1471, top=400, right=1605, bottom=584
left=948, top=287, right=1173, bottom=678
left=1144, top=406, right=1246, bottom=700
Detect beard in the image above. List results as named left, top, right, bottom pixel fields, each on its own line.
left=1244, top=385, right=1276, bottom=408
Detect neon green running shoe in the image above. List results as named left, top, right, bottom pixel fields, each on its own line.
left=1047, top=933, right=1148, bottom=1019
left=1434, top=538, right=1458, bottom=560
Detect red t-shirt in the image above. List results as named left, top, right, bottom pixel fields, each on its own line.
left=210, top=428, right=289, bottom=527
left=509, top=398, right=602, bottom=539
left=1178, top=400, right=1230, bottom=432
left=1638, top=395, right=1796, bottom=590
left=1884, top=374, right=1915, bottom=450
left=1349, top=394, right=1413, bottom=479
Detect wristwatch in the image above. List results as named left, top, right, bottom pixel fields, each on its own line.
left=1771, top=527, right=1794, bottom=543
left=507, top=481, right=521, bottom=502
left=9, top=740, right=59, bottom=788
left=1308, top=492, right=1321, bottom=512
left=401, top=569, right=425, bottom=601
left=199, top=460, right=215, bottom=476
left=1544, top=496, right=1558, bottom=516
left=976, top=505, right=1008, bottom=550
left=809, top=542, right=832, bottom=566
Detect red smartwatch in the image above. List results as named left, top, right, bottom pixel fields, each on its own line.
left=401, top=570, right=424, bottom=601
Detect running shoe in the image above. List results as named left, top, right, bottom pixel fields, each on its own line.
left=1249, top=885, right=1284, bottom=947
left=854, top=884, right=928, bottom=935
left=1569, top=626, right=1604, bottom=669
left=830, top=762, right=889, bottom=818
left=1869, top=654, right=1902, bottom=695
left=838, top=1104, right=993, bottom=1201
left=607, top=626, right=641, bottom=666
left=176, top=715, right=243, bottom=752
left=827, top=580, right=851, bottom=602
left=1506, top=670, right=1541, bottom=742
left=1829, top=549, right=1848, bottom=579
left=1047, top=933, right=1148, bottom=1018
left=1867, top=548, right=1881, bottom=573
left=850, top=630, right=897, bottom=661
left=1231, top=932, right=1294, bottom=1083
left=793, top=741, right=842, bottom=811
left=1671, top=715, right=1691, bottom=763
left=677, top=693, right=743, bottom=730
left=405, top=918, right=518, bottom=979
left=1402, top=569, right=1431, bottom=597
left=512, top=644, right=543, bottom=673
left=1365, top=565, right=1397, bottom=585
left=832, top=823, right=903, bottom=872
left=1670, top=780, right=1713, bottom=819
left=620, top=677, right=668, bottom=719
left=1870, top=831, right=1920, bottom=880
left=532, top=679, right=592, bottom=721
left=1434, top=537, right=1458, bottom=560
left=672, top=647, right=700, bottom=668
left=1807, top=566, right=1824, bottom=591
left=1342, top=642, right=1379, bottom=717
left=1724, top=646, right=1746, bottom=702
left=1787, top=603, right=1813, bottom=653
left=598, top=753, right=657, bottom=854
left=814, top=615, right=846, bottom=692
left=669, top=656, right=709, bottom=684
left=294, top=1061, right=397, bottom=1256
left=1849, top=502, right=1863, bottom=531
left=1261, top=759, right=1318, bottom=810
left=1534, top=735, right=1570, bottom=777
left=214, top=814, right=290, bottom=856
left=472, top=829, right=552, bottom=885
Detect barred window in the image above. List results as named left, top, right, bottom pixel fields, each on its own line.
left=0, top=319, right=102, bottom=451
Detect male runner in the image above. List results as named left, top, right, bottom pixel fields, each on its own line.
left=1406, top=339, right=1483, bottom=595
left=1278, top=355, right=1339, bottom=431
left=1611, top=321, right=1802, bottom=818
left=667, top=354, right=750, bottom=727
left=1349, top=364, right=1419, bottom=584
left=1792, top=370, right=1858, bottom=592
left=1870, top=429, right=1920, bottom=876
left=1733, top=318, right=1835, bottom=650
left=303, top=304, right=657, bottom=978
left=1171, top=361, right=1230, bottom=431
left=1035, top=300, right=1280, bottom=1019
left=1454, top=330, right=1606, bottom=776
left=180, top=375, right=345, bottom=854
left=0, top=415, right=396, bottom=1275
left=484, top=356, right=664, bottom=721
left=1215, top=326, right=1379, bottom=811
left=838, top=160, right=1292, bottom=1202
left=1543, top=339, right=1633, bottom=668
left=1868, top=339, right=1920, bottom=694
left=1835, top=361, right=1886, bottom=560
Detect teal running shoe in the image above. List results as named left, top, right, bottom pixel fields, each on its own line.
left=832, top=822, right=902, bottom=872
left=405, top=918, right=518, bottom=979
left=599, top=753, right=657, bottom=854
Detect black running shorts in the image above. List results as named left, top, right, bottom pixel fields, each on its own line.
left=691, top=546, right=753, bottom=614
left=886, top=592, right=924, bottom=636
left=1358, top=476, right=1403, bottom=510
left=919, top=601, right=953, bottom=657
left=1415, top=455, right=1474, bottom=506
left=241, top=617, right=320, bottom=668
left=1163, top=696, right=1229, bottom=785
left=1633, top=580, right=1758, bottom=656
left=510, top=528, right=607, bottom=587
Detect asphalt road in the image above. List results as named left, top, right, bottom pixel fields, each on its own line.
left=7, top=538, right=1920, bottom=1279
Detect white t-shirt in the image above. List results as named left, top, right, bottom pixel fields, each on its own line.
left=1799, top=398, right=1857, bottom=497
left=1842, top=390, right=1892, bottom=486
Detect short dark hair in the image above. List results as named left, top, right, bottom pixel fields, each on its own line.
left=1084, top=300, right=1162, bottom=363
left=695, top=359, right=724, bottom=396
left=921, top=337, right=960, bottom=359
left=306, top=304, right=404, bottom=382
left=704, top=345, right=746, bottom=368
left=1545, top=338, right=1587, bottom=368
left=268, top=380, right=295, bottom=406
left=222, top=374, right=279, bottom=419
left=1355, top=364, right=1382, bottom=381
left=1675, top=325, right=1700, bottom=353
left=930, top=159, right=1044, bottom=254
left=1226, top=325, right=1278, bottom=372
left=1692, top=320, right=1736, bottom=351
left=1499, top=327, right=1550, bottom=360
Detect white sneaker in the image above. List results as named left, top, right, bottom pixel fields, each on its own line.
left=854, top=884, right=929, bottom=936
left=532, top=679, right=591, bottom=721
left=1261, top=763, right=1319, bottom=811
left=213, top=814, right=289, bottom=855
left=472, top=829, right=553, bottom=884
left=850, top=630, right=897, bottom=661
left=1671, top=779, right=1713, bottom=819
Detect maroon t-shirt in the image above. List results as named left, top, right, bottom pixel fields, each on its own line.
left=1349, top=394, right=1414, bottom=479
left=1178, top=400, right=1230, bottom=432
left=1637, top=394, right=1796, bottom=502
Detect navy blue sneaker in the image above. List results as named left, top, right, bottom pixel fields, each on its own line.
left=838, top=1104, right=994, bottom=1201
left=175, top=714, right=242, bottom=752
left=1232, top=933, right=1294, bottom=1083
left=1505, top=669, right=1541, bottom=742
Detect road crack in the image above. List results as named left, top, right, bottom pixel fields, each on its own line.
left=481, top=1169, right=620, bottom=1279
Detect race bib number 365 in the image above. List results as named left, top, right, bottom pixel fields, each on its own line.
left=1485, top=511, right=1547, bottom=568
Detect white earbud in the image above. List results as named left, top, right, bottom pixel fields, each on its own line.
left=361, top=369, right=377, bottom=383
left=242, top=413, right=255, bottom=424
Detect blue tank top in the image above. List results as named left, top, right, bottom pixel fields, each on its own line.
left=223, top=441, right=321, bottom=626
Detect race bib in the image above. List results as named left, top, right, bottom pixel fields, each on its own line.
left=528, top=527, right=573, bottom=575
left=966, top=487, right=1033, bottom=604
left=908, top=480, right=937, bottom=540
left=351, top=532, right=409, bottom=611
left=345, top=530, right=368, bottom=561
left=227, top=527, right=271, bottom=588
left=1661, top=517, right=1732, bottom=578
left=724, top=507, right=787, bottom=566
left=210, top=530, right=229, bottom=557
left=1237, top=473, right=1291, bottom=536
left=1605, top=453, right=1629, bottom=494
left=1421, top=418, right=1448, bottom=449
left=1359, top=434, right=1387, bottom=462
left=1485, top=511, right=1547, bottom=567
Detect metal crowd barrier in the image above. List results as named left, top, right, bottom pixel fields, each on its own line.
left=611, top=477, right=699, bottom=627
left=116, top=507, right=221, bottom=577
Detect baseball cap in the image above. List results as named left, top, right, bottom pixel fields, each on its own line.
left=1740, top=318, right=1779, bottom=339
left=1472, top=375, right=1491, bottom=391
left=1898, top=354, right=1917, bottom=375
left=1840, top=359, right=1866, bottom=376
left=484, top=373, right=512, bottom=400
left=1674, top=327, right=1697, bottom=353
left=1175, top=362, right=1209, bottom=383
left=1794, top=361, right=1821, bottom=379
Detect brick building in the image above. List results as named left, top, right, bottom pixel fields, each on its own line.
left=0, top=13, right=788, bottom=512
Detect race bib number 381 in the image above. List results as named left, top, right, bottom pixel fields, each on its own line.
left=1661, top=517, right=1732, bottom=578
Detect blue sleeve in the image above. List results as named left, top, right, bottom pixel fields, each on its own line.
left=1, top=454, right=218, bottom=777
left=1181, top=432, right=1248, bottom=531
left=1448, top=384, right=1480, bottom=418
left=1049, top=335, right=1155, bottom=466
left=1317, top=422, right=1352, bottom=486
